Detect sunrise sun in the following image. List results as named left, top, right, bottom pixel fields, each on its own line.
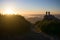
left=1, top=7, right=18, bottom=15
left=4, top=8, right=15, bottom=15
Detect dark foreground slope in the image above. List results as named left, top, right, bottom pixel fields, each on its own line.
left=0, top=14, right=59, bottom=40
left=0, top=15, right=51, bottom=40
left=0, top=15, right=35, bottom=40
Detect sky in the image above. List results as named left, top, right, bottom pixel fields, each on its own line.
left=0, top=0, right=60, bottom=15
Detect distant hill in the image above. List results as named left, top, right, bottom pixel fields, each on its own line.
left=25, top=14, right=60, bottom=23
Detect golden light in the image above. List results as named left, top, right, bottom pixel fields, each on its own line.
left=1, top=5, right=19, bottom=15
left=4, top=8, right=16, bottom=15
left=1, top=6, right=22, bottom=15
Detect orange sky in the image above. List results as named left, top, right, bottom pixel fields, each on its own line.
left=0, top=0, right=60, bottom=15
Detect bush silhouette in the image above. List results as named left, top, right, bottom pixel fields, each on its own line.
left=35, top=20, right=60, bottom=36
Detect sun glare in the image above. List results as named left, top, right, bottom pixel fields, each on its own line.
left=1, top=7, right=18, bottom=15
left=4, top=8, right=15, bottom=15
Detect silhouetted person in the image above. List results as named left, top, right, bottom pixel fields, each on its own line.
left=46, top=11, right=48, bottom=15
left=48, top=11, right=50, bottom=15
